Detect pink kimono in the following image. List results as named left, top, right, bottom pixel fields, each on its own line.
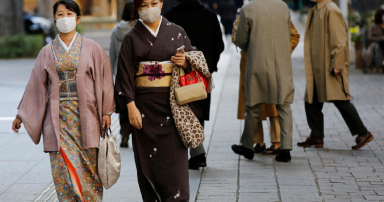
left=17, top=37, right=115, bottom=152
left=17, top=35, right=115, bottom=201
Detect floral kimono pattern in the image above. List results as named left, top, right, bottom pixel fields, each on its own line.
left=49, top=34, right=103, bottom=202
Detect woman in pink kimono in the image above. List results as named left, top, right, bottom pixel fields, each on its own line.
left=11, top=0, right=115, bottom=201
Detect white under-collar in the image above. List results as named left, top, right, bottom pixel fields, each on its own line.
left=58, top=32, right=78, bottom=52
left=139, top=16, right=162, bottom=37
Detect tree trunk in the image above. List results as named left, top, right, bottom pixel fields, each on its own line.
left=116, top=0, right=129, bottom=21
left=38, top=0, right=54, bottom=18
left=0, top=0, right=24, bottom=37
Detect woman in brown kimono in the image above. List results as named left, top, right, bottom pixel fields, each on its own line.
left=12, top=1, right=115, bottom=201
left=114, top=0, right=209, bottom=201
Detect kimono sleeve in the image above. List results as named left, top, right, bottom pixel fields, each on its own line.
left=17, top=48, right=48, bottom=145
left=101, top=50, right=116, bottom=115
left=183, top=29, right=193, bottom=52
left=114, top=34, right=135, bottom=112
left=328, top=9, right=348, bottom=71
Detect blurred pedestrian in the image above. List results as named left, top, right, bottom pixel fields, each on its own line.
left=364, top=9, right=384, bottom=72
left=110, top=1, right=134, bottom=148
left=232, top=9, right=300, bottom=155
left=200, top=0, right=216, bottom=11
left=115, top=0, right=212, bottom=200
left=231, top=0, right=296, bottom=163
left=161, top=0, right=176, bottom=14
left=110, top=2, right=134, bottom=76
left=12, top=0, right=115, bottom=200
left=218, top=0, right=237, bottom=35
left=297, top=0, right=374, bottom=150
left=164, top=0, right=225, bottom=169
left=235, top=0, right=244, bottom=9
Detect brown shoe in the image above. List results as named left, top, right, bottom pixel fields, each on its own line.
left=262, top=145, right=280, bottom=155
left=297, top=137, right=324, bottom=148
left=352, top=132, right=374, bottom=150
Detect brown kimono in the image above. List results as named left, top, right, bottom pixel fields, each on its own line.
left=115, top=18, right=198, bottom=201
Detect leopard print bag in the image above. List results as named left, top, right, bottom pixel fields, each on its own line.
left=170, top=51, right=213, bottom=148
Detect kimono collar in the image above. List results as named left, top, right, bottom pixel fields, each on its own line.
left=57, top=32, right=78, bottom=52
left=316, top=0, right=332, bottom=9
left=139, top=16, right=163, bottom=37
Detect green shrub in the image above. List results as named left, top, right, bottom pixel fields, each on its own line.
left=0, top=35, right=44, bottom=59
left=351, top=33, right=363, bottom=43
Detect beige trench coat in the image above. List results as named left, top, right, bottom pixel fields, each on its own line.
left=232, top=7, right=300, bottom=119
left=17, top=38, right=115, bottom=152
left=304, top=0, right=351, bottom=103
left=236, top=0, right=295, bottom=107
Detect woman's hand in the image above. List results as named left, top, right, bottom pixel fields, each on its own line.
left=128, top=102, right=142, bottom=130
left=102, top=115, right=111, bottom=130
left=12, top=118, right=22, bottom=133
left=171, top=52, right=189, bottom=69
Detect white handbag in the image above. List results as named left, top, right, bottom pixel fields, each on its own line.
left=98, top=129, right=121, bottom=189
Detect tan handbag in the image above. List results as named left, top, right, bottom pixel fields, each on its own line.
left=98, top=129, right=121, bottom=189
left=175, top=71, right=207, bottom=105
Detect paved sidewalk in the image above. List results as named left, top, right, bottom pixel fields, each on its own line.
left=0, top=13, right=384, bottom=202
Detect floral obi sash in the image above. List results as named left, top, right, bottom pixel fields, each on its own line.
left=135, top=61, right=173, bottom=87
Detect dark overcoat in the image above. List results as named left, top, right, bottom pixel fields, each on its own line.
left=164, top=0, right=225, bottom=120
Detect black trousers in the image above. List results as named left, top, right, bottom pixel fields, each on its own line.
left=305, top=87, right=368, bottom=138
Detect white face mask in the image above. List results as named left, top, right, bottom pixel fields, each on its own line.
left=139, top=7, right=161, bottom=24
left=56, top=17, right=77, bottom=33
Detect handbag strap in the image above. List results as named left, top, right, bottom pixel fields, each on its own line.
left=195, top=71, right=202, bottom=83
left=180, top=65, right=202, bottom=83
left=104, top=128, right=113, bottom=138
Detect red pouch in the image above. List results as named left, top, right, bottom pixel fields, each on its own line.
left=180, top=70, right=208, bottom=90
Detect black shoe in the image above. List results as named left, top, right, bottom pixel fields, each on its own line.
left=231, top=145, right=254, bottom=160
left=253, top=143, right=266, bottom=153
left=275, top=150, right=291, bottom=163
left=189, top=153, right=207, bottom=169
left=262, top=145, right=280, bottom=155
left=120, top=137, right=129, bottom=148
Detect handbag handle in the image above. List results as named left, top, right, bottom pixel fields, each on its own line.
left=179, top=65, right=203, bottom=83
left=195, top=71, right=202, bottom=83
left=104, top=128, right=113, bottom=138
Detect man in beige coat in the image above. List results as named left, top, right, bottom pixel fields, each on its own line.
left=231, top=0, right=295, bottom=162
left=297, top=0, right=374, bottom=150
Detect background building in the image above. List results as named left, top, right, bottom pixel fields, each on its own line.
left=24, top=0, right=116, bottom=17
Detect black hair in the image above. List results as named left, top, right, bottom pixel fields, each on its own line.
left=374, top=9, right=384, bottom=25
left=53, top=0, right=81, bottom=17
left=122, top=2, right=134, bottom=21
